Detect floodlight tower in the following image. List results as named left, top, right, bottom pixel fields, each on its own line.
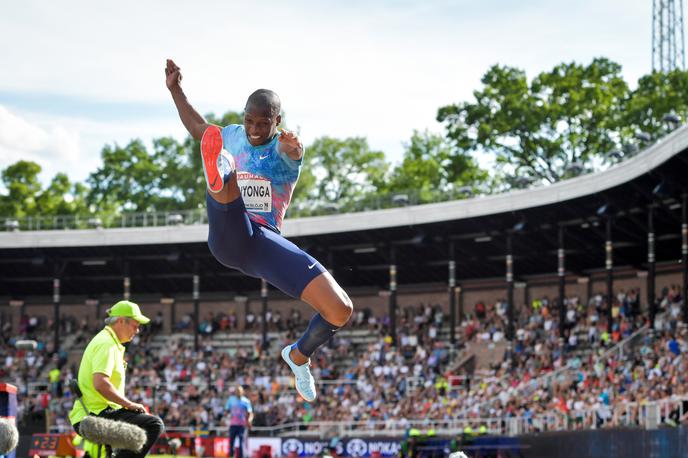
left=653, top=0, right=686, bottom=72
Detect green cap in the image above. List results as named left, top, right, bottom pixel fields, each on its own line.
left=108, top=300, right=150, bottom=324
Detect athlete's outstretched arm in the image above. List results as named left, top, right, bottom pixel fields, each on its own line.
left=165, top=59, right=212, bottom=140
left=278, top=129, right=304, bottom=161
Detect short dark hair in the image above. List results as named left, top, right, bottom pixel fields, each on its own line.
left=245, top=89, right=281, bottom=116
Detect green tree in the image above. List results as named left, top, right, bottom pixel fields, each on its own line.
left=290, top=150, right=316, bottom=205
left=0, top=162, right=90, bottom=221
left=306, top=136, right=388, bottom=209
left=35, top=173, right=90, bottom=216
left=383, top=130, right=489, bottom=202
left=0, top=160, right=42, bottom=217
left=87, top=139, right=168, bottom=212
left=151, top=136, right=202, bottom=211
left=437, top=58, right=630, bottom=185
left=623, top=69, right=688, bottom=143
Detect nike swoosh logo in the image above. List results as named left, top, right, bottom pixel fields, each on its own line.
left=210, top=176, right=219, bottom=187
left=259, top=154, right=269, bottom=160
left=308, top=262, right=317, bottom=270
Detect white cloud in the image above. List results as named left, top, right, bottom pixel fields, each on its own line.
left=0, top=105, right=82, bottom=180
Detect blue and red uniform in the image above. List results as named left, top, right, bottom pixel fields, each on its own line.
left=206, top=125, right=326, bottom=298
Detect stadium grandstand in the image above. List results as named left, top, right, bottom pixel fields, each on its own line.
left=1, top=125, right=688, bottom=457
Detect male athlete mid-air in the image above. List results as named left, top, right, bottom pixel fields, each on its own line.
left=165, top=59, right=353, bottom=402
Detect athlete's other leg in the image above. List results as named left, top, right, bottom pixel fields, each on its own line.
left=290, top=272, right=353, bottom=365
left=202, top=125, right=253, bottom=270
left=281, top=270, right=353, bottom=401
left=201, top=125, right=240, bottom=204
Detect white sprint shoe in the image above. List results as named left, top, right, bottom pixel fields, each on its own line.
left=281, top=345, right=317, bottom=402
left=449, top=452, right=469, bottom=458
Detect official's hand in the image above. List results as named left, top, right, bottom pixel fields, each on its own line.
left=165, top=59, right=182, bottom=91
left=125, top=401, right=147, bottom=413
left=278, top=129, right=302, bottom=157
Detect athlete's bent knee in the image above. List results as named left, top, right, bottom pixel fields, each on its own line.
left=328, top=296, right=353, bottom=327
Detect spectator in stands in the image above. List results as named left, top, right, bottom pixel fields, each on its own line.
left=165, top=58, right=353, bottom=402
left=69, top=301, right=164, bottom=458
left=151, top=311, right=164, bottom=334
left=228, top=310, right=238, bottom=330
left=245, top=311, right=256, bottom=330
left=200, top=313, right=214, bottom=335
left=22, top=288, right=687, bottom=436
left=225, top=385, right=253, bottom=458
left=48, top=365, right=62, bottom=397
left=176, top=313, right=193, bottom=331
left=475, top=302, right=486, bottom=320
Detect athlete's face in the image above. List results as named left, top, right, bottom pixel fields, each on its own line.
left=244, top=105, right=280, bottom=146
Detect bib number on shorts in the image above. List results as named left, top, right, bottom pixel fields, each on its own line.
left=237, top=171, right=272, bottom=212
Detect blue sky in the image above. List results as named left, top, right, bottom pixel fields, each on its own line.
left=0, top=0, right=652, bottom=187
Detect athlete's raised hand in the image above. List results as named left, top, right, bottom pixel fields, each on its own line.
left=278, top=128, right=303, bottom=160
left=166, top=59, right=211, bottom=140
left=165, top=59, right=182, bottom=91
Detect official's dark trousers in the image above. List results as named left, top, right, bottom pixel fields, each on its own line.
left=229, top=425, right=247, bottom=458
left=75, top=408, right=164, bottom=458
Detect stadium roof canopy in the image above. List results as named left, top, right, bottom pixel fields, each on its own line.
left=1, top=126, right=687, bottom=299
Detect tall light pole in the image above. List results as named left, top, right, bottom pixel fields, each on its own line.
left=653, top=0, right=686, bottom=72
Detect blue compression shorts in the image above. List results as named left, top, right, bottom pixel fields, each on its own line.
left=206, top=193, right=327, bottom=299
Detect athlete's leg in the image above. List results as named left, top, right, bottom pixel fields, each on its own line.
left=206, top=193, right=255, bottom=269
left=202, top=126, right=257, bottom=269
left=201, top=125, right=240, bottom=204
left=279, top=271, right=353, bottom=401
left=288, top=272, right=353, bottom=365
left=212, top=173, right=241, bottom=204
left=247, top=226, right=352, bottom=401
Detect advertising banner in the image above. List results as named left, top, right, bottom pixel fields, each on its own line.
left=281, top=437, right=401, bottom=457
left=213, top=436, right=282, bottom=458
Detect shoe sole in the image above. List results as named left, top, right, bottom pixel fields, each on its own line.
left=281, top=345, right=316, bottom=402
left=201, top=125, right=223, bottom=193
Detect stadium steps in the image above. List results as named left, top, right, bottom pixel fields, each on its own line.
left=447, top=352, right=476, bottom=375
left=147, top=331, right=285, bottom=353
left=30, top=331, right=85, bottom=384
left=463, top=340, right=508, bottom=370
left=56, top=330, right=96, bottom=372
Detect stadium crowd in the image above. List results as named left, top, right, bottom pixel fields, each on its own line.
left=3, top=284, right=686, bottom=436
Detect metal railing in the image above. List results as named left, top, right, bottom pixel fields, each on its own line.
left=1, top=208, right=209, bottom=232
left=0, top=188, right=482, bottom=232
left=43, top=394, right=687, bottom=437
left=570, top=396, right=688, bottom=430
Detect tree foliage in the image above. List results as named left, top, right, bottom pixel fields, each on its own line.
left=290, top=150, right=316, bottom=205
left=622, top=69, right=688, bottom=142
left=0, top=161, right=89, bottom=218
left=305, top=136, right=388, bottom=208
left=86, top=111, right=244, bottom=213
left=36, top=173, right=90, bottom=216
left=437, top=58, right=630, bottom=185
left=0, top=161, right=42, bottom=217
left=382, top=130, right=489, bottom=202
left=87, top=139, right=166, bottom=212
left=3, top=62, right=687, bottom=220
